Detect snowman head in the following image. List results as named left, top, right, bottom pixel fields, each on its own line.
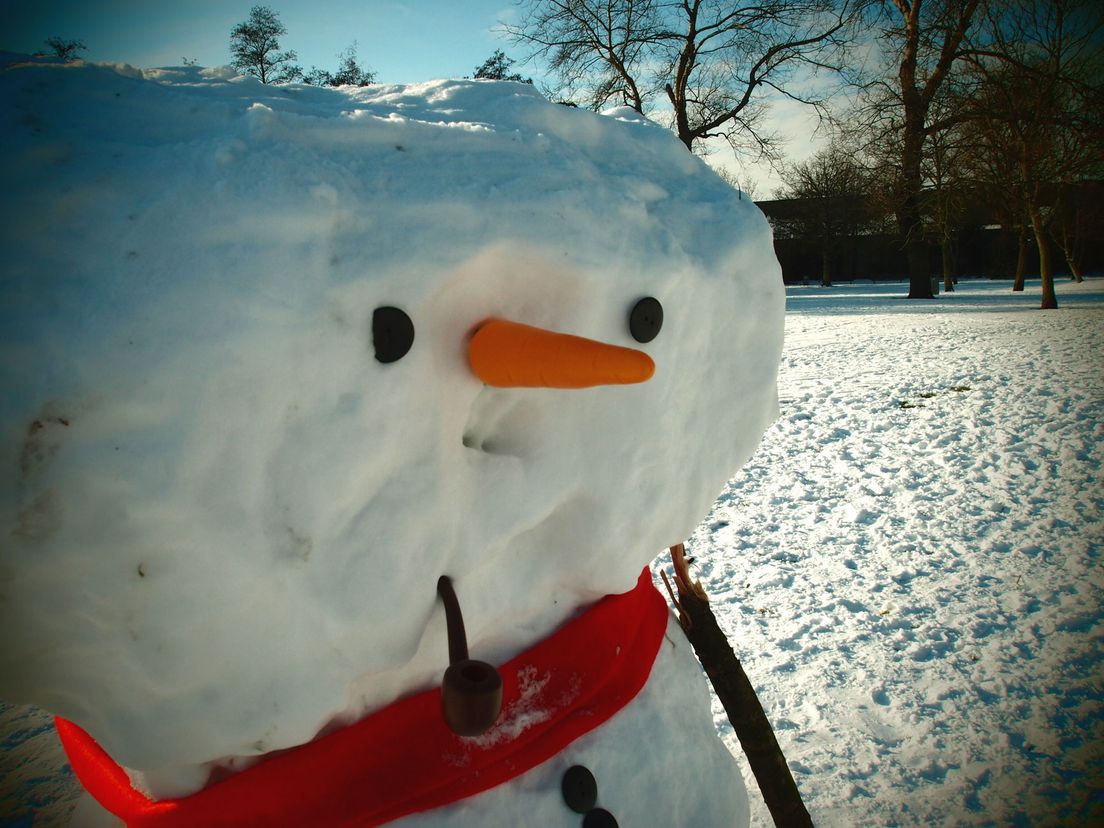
left=0, top=68, right=783, bottom=786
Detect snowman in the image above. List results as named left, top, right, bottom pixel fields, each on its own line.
left=0, top=58, right=784, bottom=826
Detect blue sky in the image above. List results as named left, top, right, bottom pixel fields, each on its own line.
left=4, top=1, right=526, bottom=83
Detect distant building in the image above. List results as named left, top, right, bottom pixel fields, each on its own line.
left=756, top=181, right=1103, bottom=283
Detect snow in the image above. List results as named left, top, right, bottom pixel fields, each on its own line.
left=656, top=278, right=1103, bottom=826
left=0, top=55, right=778, bottom=818
left=4, top=278, right=1102, bottom=825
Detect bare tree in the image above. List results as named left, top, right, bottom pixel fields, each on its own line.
left=1049, top=184, right=1103, bottom=283
left=714, top=166, right=761, bottom=199
left=663, top=0, right=858, bottom=160
left=852, top=0, right=1103, bottom=305
left=303, top=42, right=376, bottom=87
left=955, top=72, right=1037, bottom=289
left=850, top=0, right=981, bottom=299
left=507, top=0, right=863, bottom=163
left=960, top=0, right=1104, bottom=308
left=507, top=0, right=659, bottom=112
left=41, top=37, right=86, bottom=61
left=922, top=99, right=972, bottom=292
left=331, top=43, right=375, bottom=86
left=473, top=49, right=533, bottom=83
left=777, top=142, right=874, bottom=285
left=230, top=5, right=300, bottom=84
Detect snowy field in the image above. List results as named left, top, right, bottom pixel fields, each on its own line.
left=657, top=276, right=1103, bottom=827
left=3, top=277, right=1102, bottom=826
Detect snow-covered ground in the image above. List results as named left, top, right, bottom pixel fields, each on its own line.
left=657, top=276, right=1103, bottom=827
left=4, top=278, right=1101, bottom=825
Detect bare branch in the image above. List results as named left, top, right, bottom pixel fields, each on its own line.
left=509, top=0, right=867, bottom=157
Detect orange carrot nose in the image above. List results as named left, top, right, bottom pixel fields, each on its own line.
left=468, top=319, right=655, bottom=388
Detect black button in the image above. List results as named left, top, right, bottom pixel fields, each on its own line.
left=583, top=807, right=618, bottom=827
left=372, top=306, right=414, bottom=363
left=561, top=764, right=598, bottom=814
left=629, top=297, right=663, bottom=343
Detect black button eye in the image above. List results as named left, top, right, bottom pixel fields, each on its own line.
left=372, top=306, right=415, bottom=363
left=628, top=297, right=663, bottom=343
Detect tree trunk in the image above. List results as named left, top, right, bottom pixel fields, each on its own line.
left=898, top=136, right=932, bottom=298
left=666, top=545, right=812, bottom=828
left=1012, top=223, right=1028, bottom=292
left=1028, top=205, right=1057, bottom=309
left=1067, top=252, right=1083, bottom=283
left=1056, top=227, right=1083, bottom=283
left=902, top=221, right=931, bottom=297
left=895, top=31, right=932, bottom=302
left=941, top=238, right=954, bottom=293
left=821, top=247, right=832, bottom=287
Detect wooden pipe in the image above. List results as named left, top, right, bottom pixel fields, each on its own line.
left=437, top=575, right=503, bottom=736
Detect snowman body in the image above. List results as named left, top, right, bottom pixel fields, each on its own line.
left=0, top=58, right=782, bottom=826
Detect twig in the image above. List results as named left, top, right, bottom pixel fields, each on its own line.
left=666, top=544, right=812, bottom=828
left=658, top=568, right=689, bottom=629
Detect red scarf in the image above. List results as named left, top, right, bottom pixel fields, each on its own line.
left=56, top=568, right=667, bottom=827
